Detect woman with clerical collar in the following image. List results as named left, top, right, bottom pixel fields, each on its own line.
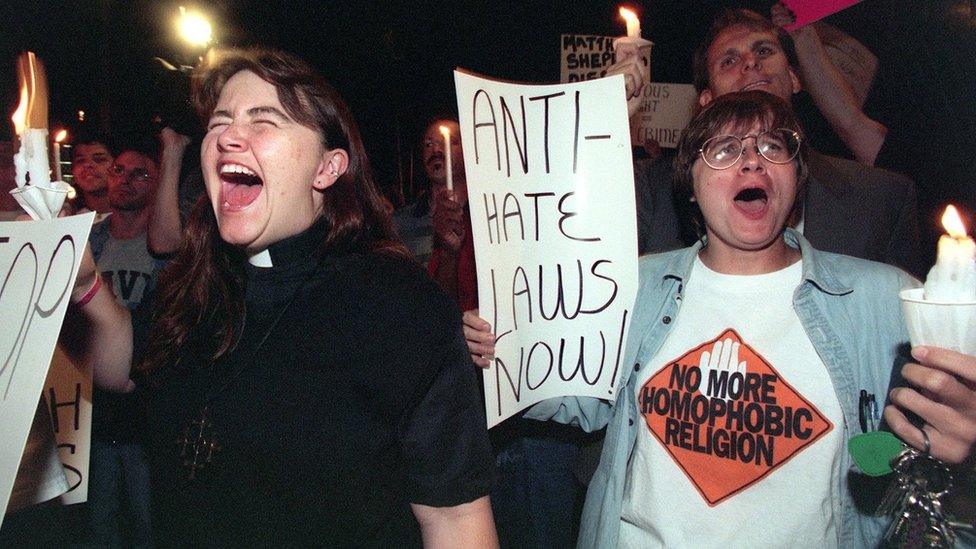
left=464, top=90, right=976, bottom=547
left=72, top=47, right=497, bottom=546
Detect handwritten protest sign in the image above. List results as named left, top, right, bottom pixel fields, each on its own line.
left=630, top=83, right=699, bottom=148
left=0, top=212, right=94, bottom=519
left=560, top=34, right=617, bottom=83
left=44, top=346, right=92, bottom=504
left=454, top=71, right=638, bottom=427
left=560, top=34, right=698, bottom=148
left=782, top=0, right=861, bottom=30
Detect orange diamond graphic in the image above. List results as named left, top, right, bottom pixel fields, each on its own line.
left=637, top=329, right=832, bottom=505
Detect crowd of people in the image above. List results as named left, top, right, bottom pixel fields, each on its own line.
left=2, top=4, right=976, bottom=548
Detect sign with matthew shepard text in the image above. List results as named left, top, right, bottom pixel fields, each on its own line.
left=0, top=213, right=94, bottom=520
left=559, top=34, right=699, bottom=148
left=454, top=70, right=638, bottom=428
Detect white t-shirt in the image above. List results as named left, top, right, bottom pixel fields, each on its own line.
left=97, top=233, right=157, bottom=310
left=619, top=257, right=845, bottom=548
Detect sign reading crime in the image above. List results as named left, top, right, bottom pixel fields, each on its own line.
left=0, top=212, right=94, bottom=519
left=454, top=71, right=638, bottom=427
left=559, top=34, right=699, bottom=148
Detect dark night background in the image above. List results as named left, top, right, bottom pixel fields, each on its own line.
left=1, top=0, right=974, bottom=252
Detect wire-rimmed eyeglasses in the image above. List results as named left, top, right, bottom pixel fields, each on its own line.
left=698, top=128, right=801, bottom=170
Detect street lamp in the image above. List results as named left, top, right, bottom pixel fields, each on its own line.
left=176, top=6, right=213, bottom=48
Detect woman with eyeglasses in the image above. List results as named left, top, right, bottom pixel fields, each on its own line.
left=65, top=47, right=497, bottom=547
left=465, top=90, right=976, bottom=547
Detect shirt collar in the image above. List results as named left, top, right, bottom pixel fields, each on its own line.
left=659, top=228, right=852, bottom=296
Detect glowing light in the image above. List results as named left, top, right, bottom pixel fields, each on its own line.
left=942, top=205, right=968, bottom=238
left=438, top=125, right=454, bottom=192
left=11, top=82, right=27, bottom=135
left=619, top=7, right=641, bottom=38
left=177, top=6, right=213, bottom=47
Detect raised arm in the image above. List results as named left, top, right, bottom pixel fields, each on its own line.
left=771, top=3, right=888, bottom=165
left=70, top=245, right=134, bottom=392
left=148, top=128, right=191, bottom=255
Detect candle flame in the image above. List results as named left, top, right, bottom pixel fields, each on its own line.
left=15, top=52, right=48, bottom=130
left=619, top=7, right=638, bottom=24
left=942, top=205, right=968, bottom=238
left=620, top=7, right=640, bottom=30
left=54, top=129, right=67, bottom=143
left=11, top=81, right=28, bottom=136
left=439, top=125, right=450, bottom=138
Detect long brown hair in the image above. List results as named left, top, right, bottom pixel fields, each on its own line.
left=141, top=47, right=407, bottom=375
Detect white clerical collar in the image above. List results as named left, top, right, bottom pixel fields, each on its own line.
left=248, top=249, right=273, bottom=267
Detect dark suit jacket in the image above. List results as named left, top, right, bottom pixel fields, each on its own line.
left=804, top=151, right=923, bottom=278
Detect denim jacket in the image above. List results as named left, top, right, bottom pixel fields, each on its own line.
left=527, top=229, right=919, bottom=548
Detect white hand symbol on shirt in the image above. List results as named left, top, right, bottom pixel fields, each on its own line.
left=699, top=338, right=747, bottom=400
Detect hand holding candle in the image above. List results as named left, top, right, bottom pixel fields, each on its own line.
left=438, top=124, right=454, bottom=193
left=613, top=7, right=653, bottom=61
left=611, top=7, right=653, bottom=120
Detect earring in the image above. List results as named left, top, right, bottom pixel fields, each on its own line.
left=331, top=170, right=339, bottom=176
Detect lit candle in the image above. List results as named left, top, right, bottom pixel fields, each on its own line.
left=53, top=128, right=67, bottom=182
left=923, top=205, right=976, bottom=302
left=613, top=6, right=654, bottom=98
left=619, top=7, right=641, bottom=39
left=11, top=52, right=51, bottom=188
left=438, top=124, right=453, bottom=192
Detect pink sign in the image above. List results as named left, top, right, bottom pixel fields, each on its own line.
left=782, top=0, right=861, bottom=30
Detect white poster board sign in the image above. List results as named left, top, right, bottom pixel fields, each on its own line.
left=630, top=83, right=699, bottom=148
left=560, top=34, right=616, bottom=83
left=44, top=346, right=92, bottom=504
left=454, top=71, right=638, bottom=428
left=559, top=34, right=699, bottom=148
left=0, top=212, right=94, bottom=518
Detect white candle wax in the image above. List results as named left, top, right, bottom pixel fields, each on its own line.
left=17, top=128, right=51, bottom=187
left=439, top=125, right=453, bottom=192
left=13, top=144, right=26, bottom=187
left=924, top=234, right=976, bottom=302
left=53, top=141, right=62, bottom=182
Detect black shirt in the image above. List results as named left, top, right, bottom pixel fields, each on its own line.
left=142, top=225, right=493, bottom=546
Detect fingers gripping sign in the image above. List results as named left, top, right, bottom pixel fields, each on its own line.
left=462, top=309, right=495, bottom=369
left=699, top=338, right=747, bottom=400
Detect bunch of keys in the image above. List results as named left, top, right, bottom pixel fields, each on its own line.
left=877, top=446, right=956, bottom=548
